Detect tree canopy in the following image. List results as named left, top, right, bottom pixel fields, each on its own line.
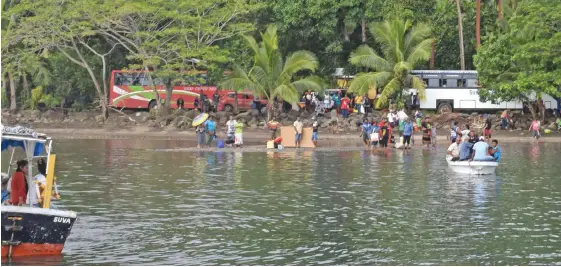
left=474, top=0, right=561, bottom=106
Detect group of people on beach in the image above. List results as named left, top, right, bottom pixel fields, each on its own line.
left=195, top=116, right=244, bottom=149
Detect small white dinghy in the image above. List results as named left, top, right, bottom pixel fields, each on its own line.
left=446, top=156, right=498, bottom=175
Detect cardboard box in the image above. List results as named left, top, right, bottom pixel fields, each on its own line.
left=279, top=126, right=316, bottom=148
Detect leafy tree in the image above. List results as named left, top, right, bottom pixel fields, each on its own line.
left=348, top=20, right=432, bottom=108
left=220, top=25, right=322, bottom=120
left=474, top=0, right=561, bottom=121
left=100, top=0, right=262, bottom=113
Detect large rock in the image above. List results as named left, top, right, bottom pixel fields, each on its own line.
left=134, top=112, right=151, bottom=123
left=235, top=111, right=251, bottom=120
left=95, top=115, right=105, bottom=123
left=43, top=110, right=66, bottom=122
left=185, top=109, right=199, bottom=119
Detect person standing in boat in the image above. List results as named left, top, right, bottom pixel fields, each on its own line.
left=29, top=159, right=47, bottom=207
left=10, top=160, right=29, bottom=206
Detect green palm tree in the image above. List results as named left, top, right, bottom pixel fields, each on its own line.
left=220, top=25, right=322, bottom=120
left=348, top=20, right=432, bottom=109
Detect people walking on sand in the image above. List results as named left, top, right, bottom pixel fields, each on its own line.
left=484, top=117, right=492, bottom=139
left=205, top=117, right=217, bottom=146
left=500, top=109, right=509, bottom=130
left=312, top=120, right=319, bottom=146
left=361, top=118, right=372, bottom=148
left=293, top=117, right=304, bottom=148
left=402, top=118, right=413, bottom=150
left=235, top=119, right=244, bottom=147
left=529, top=119, right=541, bottom=143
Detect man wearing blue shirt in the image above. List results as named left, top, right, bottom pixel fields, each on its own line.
left=458, top=136, right=471, bottom=161
left=402, top=118, right=413, bottom=149
left=205, top=117, right=217, bottom=146
left=489, top=139, right=502, bottom=162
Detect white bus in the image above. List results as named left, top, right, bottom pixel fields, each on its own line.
left=408, top=70, right=559, bottom=113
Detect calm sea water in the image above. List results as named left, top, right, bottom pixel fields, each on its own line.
left=3, top=140, right=561, bottom=265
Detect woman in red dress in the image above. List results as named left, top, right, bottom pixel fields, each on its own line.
left=11, top=160, right=29, bottom=206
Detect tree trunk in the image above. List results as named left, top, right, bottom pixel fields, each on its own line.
left=525, top=102, right=537, bottom=120
left=497, top=0, right=502, bottom=20
left=430, top=39, right=436, bottom=69
left=455, top=0, right=466, bottom=70
left=476, top=0, right=481, bottom=49
left=145, top=66, right=162, bottom=111
left=361, top=19, right=367, bottom=43
left=8, top=72, right=17, bottom=111
left=233, top=91, right=239, bottom=113
left=22, top=75, right=29, bottom=109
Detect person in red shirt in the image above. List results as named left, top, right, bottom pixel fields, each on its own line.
left=11, top=160, right=29, bottom=206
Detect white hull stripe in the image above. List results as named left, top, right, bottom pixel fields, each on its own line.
left=1, top=205, right=77, bottom=218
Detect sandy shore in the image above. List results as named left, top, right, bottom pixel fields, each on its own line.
left=35, top=126, right=561, bottom=143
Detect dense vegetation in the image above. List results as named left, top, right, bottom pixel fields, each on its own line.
left=2, top=0, right=559, bottom=118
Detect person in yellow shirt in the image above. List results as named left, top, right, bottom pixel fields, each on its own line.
left=355, top=95, right=363, bottom=114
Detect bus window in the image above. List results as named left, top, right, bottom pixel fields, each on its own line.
left=447, top=79, right=457, bottom=88
left=423, top=79, right=429, bottom=86
left=466, top=79, right=478, bottom=87
left=428, top=79, right=439, bottom=87
left=457, top=79, right=466, bottom=87
left=441, top=79, right=447, bottom=87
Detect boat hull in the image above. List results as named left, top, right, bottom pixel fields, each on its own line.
left=1, top=206, right=76, bottom=257
left=446, top=158, right=498, bottom=175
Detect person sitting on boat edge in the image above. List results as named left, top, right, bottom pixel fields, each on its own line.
left=471, top=136, right=494, bottom=162
left=447, top=136, right=462, bottom=161
left=489, top=139, right=502, bottom=162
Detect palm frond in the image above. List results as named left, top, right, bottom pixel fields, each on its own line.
left=291, top=76, right=323, bottom=94
left=348, top=45, right=391, bottom=71
left=279, top=50, right=318, bottom=81
left=410, top=75, right=426, bottom=100
left=220, top=65, right=258, bottom=93
left=403, top=23, right=431, bottom=56
left=271, top=84, right=299, bottom=103
left=405, top=38, right=433, bottom=66
left=348, top=72, right=392, bottom=96
left=375, top=77, right=401, bottom=108
left=261, top=25, right=279, bottom=59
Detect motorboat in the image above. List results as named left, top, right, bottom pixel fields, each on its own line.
left=446, top=156, right=498, bottom=175
left=1, top=125, right=77, bottom=258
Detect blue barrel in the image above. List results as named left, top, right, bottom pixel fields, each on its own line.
left=217, top=140, right=225, bottom=148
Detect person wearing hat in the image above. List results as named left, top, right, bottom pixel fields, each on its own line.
left=471, top=136, right=494, bottom=161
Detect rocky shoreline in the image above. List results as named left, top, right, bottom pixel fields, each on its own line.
left=2, top=109, right=560, bottom=142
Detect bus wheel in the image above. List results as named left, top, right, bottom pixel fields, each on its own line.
left=437, top=102, right=452, bottom=114
left=148, top=100, right=157, bottom=110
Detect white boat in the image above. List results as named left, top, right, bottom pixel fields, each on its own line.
left=446, top=156, right=498, bottom=175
